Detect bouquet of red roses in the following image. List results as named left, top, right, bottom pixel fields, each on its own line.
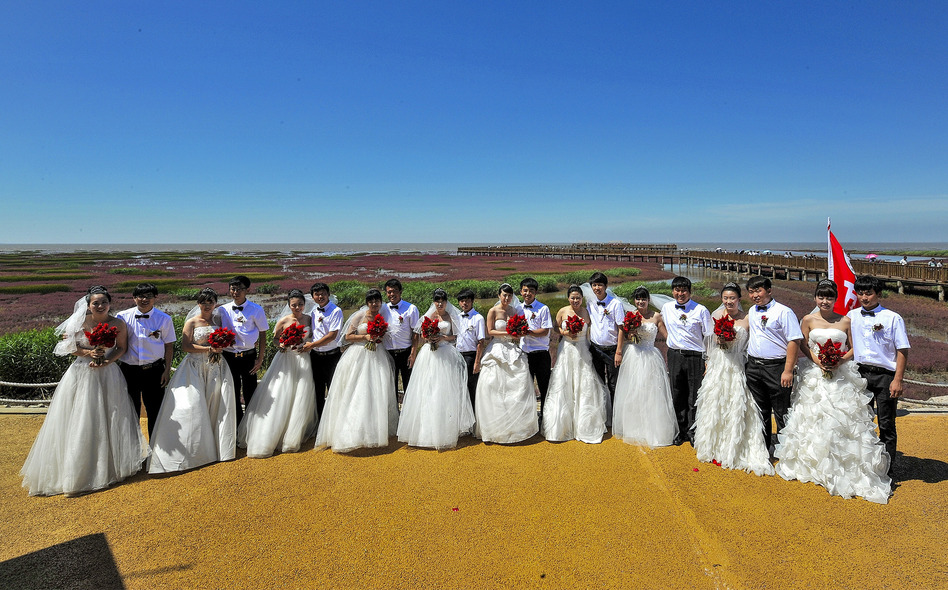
left=207, top=327, right=236, bottom=363
left=714, top=315, right=737, bottom=349
left=84, top=322, right=119, bottom=366
left=564, top=314, right=585, bottom=337
left=279, top=323, right=307, bottom=351
left=622, top=311, right=643, bottom=344
left=421, top=315, right=442, bottom=350
left=506, top=314, right=529, bottom=338
left=817, top=339, right=843, bottom=379
left=366, top=313, right=388, bottom=351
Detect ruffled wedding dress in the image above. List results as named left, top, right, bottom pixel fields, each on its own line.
left=775, top=328, right=891, bottom=503
left=612, top=322, right=678, bottom=447
left=315, top=323, right=399, bottom=453
left=474, top=321, right=539, bottom=443
left=397, top=321, right=475, bottom=449
left=542, top=321, right=608, bottom=444
left=20, top=337, right=148, bottom=496
left=693, top=327, right=774, bottom=475
left=237, top=327, right=317, bottom=458
left=148, top=326, right=237, bottom=473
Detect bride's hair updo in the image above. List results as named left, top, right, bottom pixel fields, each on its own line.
left=498, top=283, right=514, bottom=295
left=196, top=287, right=218, bottom=305
left=721, top=282, right=742, bottom=298
left=632, top=286, right=651, bottom=301
left=86, top=285, right=111, bottom=303
left=815, top=279, right=838, bottom=298
left=287, top=288, right=306, bottom=303
left=432, top=288, right=448, bottom=302
left=365, top=289, right=383, bottom=304
left=567, top=284, right=583, bottom=297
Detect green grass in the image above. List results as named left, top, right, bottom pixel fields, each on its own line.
left=108, top=267, right=175, bottom=276
left=194, top=273, right=285, bottom=281
left=112, top=278, right=194, bottom=291
left=0, top=274, right=91, bottom=282
left=0, top=328, right=72, bottom=398
left=0, top=284, right=72, bottom=294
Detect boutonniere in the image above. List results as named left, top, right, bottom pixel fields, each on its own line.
left=398, top=315, right=404, bottom=324
left=149, top=329, right=161, bottom=339
left=679, top=314, right=688, bottom=323
left=872, top=323, right=884, bottom=332
left=760, top=315, right=769, bottom=328
left=602, top=308, right=610, bottom=317
left=317, top=315, right=324, bottom=323
left=236, top=315, right=246, bottom=324
left=530, top=312, right=536, bottom=320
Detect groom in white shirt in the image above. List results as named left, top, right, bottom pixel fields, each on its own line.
left=586, top=272, right=624, bottom=404
left=218, top=275, right=269, bottom=423
left=456, top=289, right=486, bottom=408
left=520, top=278, right=553, bottom=416
left=304, top=282, right=343, bottom=419
left=380, top=278, right=419, bottom=397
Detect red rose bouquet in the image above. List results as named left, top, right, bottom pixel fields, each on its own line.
left=564, top=314, right=585, bottom=337
left=366, top=313, right=388, bottom=351
left=84, top=322, right=119, bottom=366
left=817, top=339, right=843, bottom=379
left=207, top=327, right=236, bottom=363
left=279, top=323, right=307, bottom=351
left=421, top=315, right=442, bottom=350
left=622, top=311, right=643, bottom=344
left=714, top=315, right=737, bottom=349
left=506, top=314, right=529, bottom=338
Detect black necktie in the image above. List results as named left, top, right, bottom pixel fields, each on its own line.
left=135, top=314, right=149, bottom=319
left=756, top=305, right=767, bottom=312
left=597, top=301, right=606, bottom=307
left=861, top=310, right=876, bottom=317
left=234, top=306, right=243, bottom=312
left=317, top=306, right=326, bottom=312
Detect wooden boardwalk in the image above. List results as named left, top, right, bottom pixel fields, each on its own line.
left=457, top=244, right=948, bottom=300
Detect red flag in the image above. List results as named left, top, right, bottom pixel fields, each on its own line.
left=827, top=218, right=858, bottom=315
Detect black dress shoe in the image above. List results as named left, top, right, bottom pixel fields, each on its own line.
left=672, top=435, right=684, bottom=446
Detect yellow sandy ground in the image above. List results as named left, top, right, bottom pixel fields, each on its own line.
left=1, top=413, right=946, bottom=590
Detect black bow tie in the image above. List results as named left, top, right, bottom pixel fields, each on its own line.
left=861, top=310, right=876, bottom=317
left=596, top=301, right=606, bottom=306
left=756, top=305, right=768, bottom=312
left=135, top=314, right=149, bottom=319
left=461, top=313, right=469, bottom=318
left=524, top=303, right=533, bottom=309
left=233, top=306, right=243, bottom=312
left=675, top=304, right=686, bottom=310
left=317, top=306, right=326, bottom=312
left=389, top=304, right=399, bottom=309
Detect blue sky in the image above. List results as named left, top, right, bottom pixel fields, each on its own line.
left=1, top=2, right=946, bottom=245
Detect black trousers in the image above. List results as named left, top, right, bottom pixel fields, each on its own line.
left=461, top=351, right=479, bottom=408
left=310, top=348, right=341, bottom=419
left=745, top=356, right=791, bottom=452
left=589, top=343, right=618, bottom=403
left=859, top=365, right=898, bottom=478
left=667, top=349, right=704, bottom=441
left=526, top=350, right=552, bottom=411
left=120, top=360, right=166, bottom=436
left=223, top=350, right=258, bottom=423
left=389, top=347, right=412, bottom=394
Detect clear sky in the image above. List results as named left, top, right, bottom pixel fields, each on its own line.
left=1, top=2, right=946, bottom=245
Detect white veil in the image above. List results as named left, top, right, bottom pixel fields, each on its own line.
left=340, top=305, right=370, bottom=349
left=53, top=296, right=91, bottom=356
left=414, top=300, right=464, bottom=336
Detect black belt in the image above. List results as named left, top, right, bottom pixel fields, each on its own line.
left=121, top=359, right=165, bottom=370
left=858, top=364, right=896, bottom=377
left=459, top=350, right=477, bottom=357
left=669, top=348, right=703, bottom=358
left=226, top=349, right=257, bottom=359
left=311, top=348, right=341, bottom=357
left=590, top=343, right=617, bottom=353
left=748, top=356, right=786, bottom=366
left=389, top=346, right=412, bottom=354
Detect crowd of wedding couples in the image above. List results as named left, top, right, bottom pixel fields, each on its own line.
left=20, top=270, right=908, bottom=504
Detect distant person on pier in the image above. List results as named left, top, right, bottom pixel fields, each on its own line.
left=847, top=275, right=910, bottom=483
left=745, top=276, right=803, bottom=456
left=305, top=282, right=343, bottom=419
left=661, top=277, right=712, bottom=446
left=899, top=256, right=908, bottom=266
left=584, top=272, right=624, bottom=407
left=219, top=275, right=269, bottom=423
left=519, top=277, right=553, bottom=418
left=929, top=257, right=937, bottom=268
left=380, top=278, right=419, bottom=397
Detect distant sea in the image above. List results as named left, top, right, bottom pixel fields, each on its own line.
left=2, top=241, right=946, bottom=263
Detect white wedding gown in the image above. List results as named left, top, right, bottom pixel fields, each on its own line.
left=237, top=326, right=317, bottom=458
left=20, top=337, right=148, bottom=496
left=612, top=322, right=678, bottom=447
left=315, top=323, right=399, bottom=453
left=693, top=326, right=774, bottom=476
left=148, top=326, right=237, bottom=473
left=542, top=321, right=608, bottom=444
left=775, top=328, right=891, bottom=503
left=397, top=321, right=475, bottom=449
left=474, top=321, right=539, bottom=444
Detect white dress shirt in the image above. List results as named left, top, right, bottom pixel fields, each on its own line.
left=456, top=309, right=487, bottom=353
left=847, top=305, right=911, bottom=371
left=746, top=299, right=803, bottom=359
left=311, top=301, right=344, bottom=352
left=380, top=300, right=419, bottom=350
left=118, top=307, right=176, bottom=365
left=661, top=299, right=713, bottom=352
left=520, top=300, right=553, bottom=352
left=218, top=299, right=269, bottom=352
left=587, top=294, right=624, bottom=346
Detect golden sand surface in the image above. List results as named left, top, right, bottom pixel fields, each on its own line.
left=1, top=413, right=946, bottom=590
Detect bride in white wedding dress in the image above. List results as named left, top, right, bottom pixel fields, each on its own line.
left=775, top=280, right=891, bottom=503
